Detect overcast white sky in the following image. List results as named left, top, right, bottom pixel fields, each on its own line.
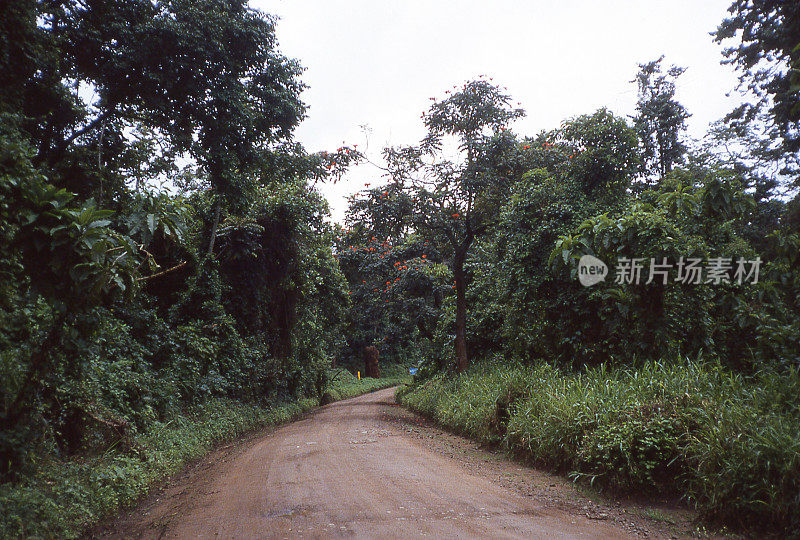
left=257, top=0, right=742, bottom=222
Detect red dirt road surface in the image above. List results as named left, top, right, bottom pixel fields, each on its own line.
left=102, top=388, right=635, bottom=539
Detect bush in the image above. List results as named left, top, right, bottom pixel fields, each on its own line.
left=319, top=389, right=340, bottom=405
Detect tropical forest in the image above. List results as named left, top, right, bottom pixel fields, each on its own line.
left=0, top=1, right=798, bottom=538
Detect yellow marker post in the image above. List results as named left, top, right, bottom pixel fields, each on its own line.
left=357, top=371, right=361, bottom=381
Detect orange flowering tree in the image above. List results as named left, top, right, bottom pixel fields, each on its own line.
left=335, top=186, right=449, bottom=368
left=384, top=79, right=525, bottom=371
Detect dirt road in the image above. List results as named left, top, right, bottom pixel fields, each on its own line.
left=102, top=388, right=640, bottom=539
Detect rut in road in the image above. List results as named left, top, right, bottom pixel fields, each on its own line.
left=104, top=387, right=632, bottom=539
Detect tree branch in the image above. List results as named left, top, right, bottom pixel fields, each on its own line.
left=45, top=108, right=118, bottom=165
left=137, top=261, right=189, bottom=282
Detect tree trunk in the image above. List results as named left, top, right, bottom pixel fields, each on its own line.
left=205, top=199, right=222, bottom=260
left=363, top=346, right=380, bottom=378
left=453, top=252, right=468, bottom=373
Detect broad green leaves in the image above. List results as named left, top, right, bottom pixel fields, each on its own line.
left=2, top=171, right=140, bottom=309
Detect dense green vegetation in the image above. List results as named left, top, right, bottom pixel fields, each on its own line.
left=0, top=1, right=399, bottom=536
left=397, top=360, right=800, bottom=533
left=345, top=80, right=799, bottom=376
left=1, top=0, right=798, bottom=537
left=336, top=4, right=798, bottom=536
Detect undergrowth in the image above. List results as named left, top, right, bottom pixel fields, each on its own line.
left=396, top=359, right=800, bottom=536
left=0, top=373, right=406, bottom=539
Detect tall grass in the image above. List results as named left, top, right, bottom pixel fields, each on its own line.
left=397, top=360, right=800, bottom=535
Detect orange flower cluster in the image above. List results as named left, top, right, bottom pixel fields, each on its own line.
left=347, top=238, right=438, bottom=305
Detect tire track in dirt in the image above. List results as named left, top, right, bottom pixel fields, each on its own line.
left=98, top=388, right=672, bottom=539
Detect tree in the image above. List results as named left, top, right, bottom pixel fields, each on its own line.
left=558, top=108, right=641, bottom=199
left=632, top=56, right=690, bottom=183
left=337, top=187, right=446, bottom=369
left=5, top=0, right=306, bottom=254
left=485, top=110, right=638, bottom=363
left=0, top=0, right=329, bottom=475
left=714, top=0, right=800, bottom=184
left=216, top=182, right=345, bottom=358
left=385, top=79, right=524, bottom=371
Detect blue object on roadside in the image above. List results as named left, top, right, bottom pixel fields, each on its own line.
left=409, top=368, right=418, bottom=376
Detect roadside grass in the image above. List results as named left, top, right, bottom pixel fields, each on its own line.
left=0, top=371, right=408, bottom=539
left=396, top=359, right=800, bottom=536
left=641, top=508, right=677, bottom=524
left=326, top=365, right=410, bottom=401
